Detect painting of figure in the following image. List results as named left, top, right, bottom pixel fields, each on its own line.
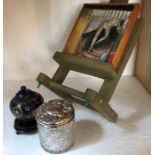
left=76, top=9, right=131, bottom=63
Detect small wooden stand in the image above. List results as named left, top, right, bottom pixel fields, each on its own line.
left=36, top=0, right=144, bottom=122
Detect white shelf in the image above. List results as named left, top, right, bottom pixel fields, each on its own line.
left=3, top=76, right=151, bottom=155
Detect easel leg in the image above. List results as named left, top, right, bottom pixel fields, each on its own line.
left=99, top=79, right=119, bottom=104
left=85, top=89, right=118, bottom=122
left=52, top=66, right=69, bottom=83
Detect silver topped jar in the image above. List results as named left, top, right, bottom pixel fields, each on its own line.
left=35, top=99, right=75, bottom=153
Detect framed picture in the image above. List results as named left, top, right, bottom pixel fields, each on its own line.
left=65, top=3, right=140, bottom=69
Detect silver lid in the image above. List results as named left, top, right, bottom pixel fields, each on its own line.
left=35, top=99, right=74, bottom=126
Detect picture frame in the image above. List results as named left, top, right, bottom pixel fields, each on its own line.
left=64, top=3, right=141, bottom=69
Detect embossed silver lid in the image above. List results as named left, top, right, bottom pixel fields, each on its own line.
left=35, top=99, right=74, bottom=126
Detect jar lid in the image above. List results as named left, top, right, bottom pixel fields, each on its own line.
left=13, top=86, right=43, bottom=103
left=35, top=99, right=74, bottom=126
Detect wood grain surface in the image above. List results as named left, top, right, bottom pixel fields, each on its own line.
left=135, top=0, right=151, bottom=93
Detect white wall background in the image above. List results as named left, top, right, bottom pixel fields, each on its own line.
left=4, top=0, right=141, bottom=81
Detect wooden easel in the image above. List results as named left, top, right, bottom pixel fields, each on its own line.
left=36, top=0, right=144, bottom=122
